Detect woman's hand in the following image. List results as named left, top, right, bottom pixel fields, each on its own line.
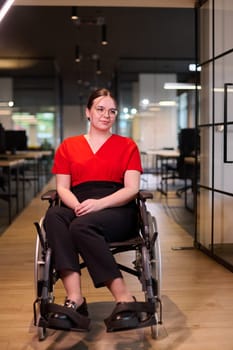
left=74, top=199, right=103, bottom=216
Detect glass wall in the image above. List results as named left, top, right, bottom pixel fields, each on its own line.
left=196, top=0, right=233, bottom=270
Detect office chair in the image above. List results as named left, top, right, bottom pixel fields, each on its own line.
left=176, top=128, right=199, bottom=197
left=161, top=128, right=199, bottom=196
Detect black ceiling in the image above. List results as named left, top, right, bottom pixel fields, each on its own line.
left=0, top=6, right=196, bottom=104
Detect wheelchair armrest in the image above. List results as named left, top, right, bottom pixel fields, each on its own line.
left=41, top=189, right=58, bottom=202
left=138, top=190, right=153, bottom=201
left=40, top=189, right=153, bottom=206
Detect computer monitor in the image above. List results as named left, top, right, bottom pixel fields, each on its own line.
left=5, top=130, right=28, bottom=153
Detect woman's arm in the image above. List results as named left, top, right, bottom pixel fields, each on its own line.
left=100, top=169, right=140, bottom=207
left=56, top=174, right=80, bottom=209
left=74, top=170, right=140, bottom=216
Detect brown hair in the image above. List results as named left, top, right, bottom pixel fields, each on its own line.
left=86, top=88, right=117, bottom=109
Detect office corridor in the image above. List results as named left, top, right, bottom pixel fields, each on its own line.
left=0, top=177, right=233, bottom=350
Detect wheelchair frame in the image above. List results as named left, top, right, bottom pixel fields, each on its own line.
left=33, top=190, right=162, bottom=340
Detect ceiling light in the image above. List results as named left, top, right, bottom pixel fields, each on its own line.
left=12, top=114, right=38, bottom=124
left=130, top=108, right=137, bottom=115
left=189, top=64, right=201, bottom=72
left=71, top=7, right=78, bottom=21
left=214, top=87, right=233, bottom=93
left=75, top=45, right=81, bottom=63
left=0, top=58, right=39, bottom=69
left=159, top=101, right=177, bottom=107
left=141, top=99, right=150, bottom=106
left=92, top=53, right=99, bottom=61
left=96, top=59, right=102, bottom=75
left=0, top=0, right=15, bottom=23
left=148, top=107, right=160, bottom=112
left=101, top=24, right=108, bottom=45
left=164, top=82, right=201, bottom=90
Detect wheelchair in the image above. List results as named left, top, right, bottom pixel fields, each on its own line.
left=33, top=189, right=162, bottom=340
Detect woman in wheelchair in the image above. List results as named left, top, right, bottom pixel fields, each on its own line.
left=43, top=88, right=156, bottom=333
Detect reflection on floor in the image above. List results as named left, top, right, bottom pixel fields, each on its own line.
left=213, top=244, right=233, bottom=266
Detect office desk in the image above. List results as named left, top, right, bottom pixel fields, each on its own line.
left=14, top=150, right=53, bottom=189
left=0, top=159, right=25, bottom=223
left=140, top=149, right=179, bottom=191
left=3, top=152, right=44, bottom=195
left=154, top=150, right=180, bottom=195
left=146, top=149, right=179, bottom=173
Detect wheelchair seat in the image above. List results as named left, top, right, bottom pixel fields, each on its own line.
left=33, top=189, right=162, bottom=340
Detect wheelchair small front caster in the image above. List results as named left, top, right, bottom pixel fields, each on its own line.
left=151, top=324, right=159, bottom=339
left=38, top=326, right=47, bottom=341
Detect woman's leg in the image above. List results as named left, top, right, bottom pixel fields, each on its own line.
left=60, top=270, right=84, bottom=306
left=44, top=206, right=79, bottom=272
left=70, top=207, right=138, bottom=299
left=105, top=277, right=134, bottom=302
left=42, top=206, right=90, bottom=332
left=70, top=216, right=122, bottom=288
left=44, top=206, right=84, bottom=305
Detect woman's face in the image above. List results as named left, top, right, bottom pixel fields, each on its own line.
left=86, top=96, right=118, bottom=131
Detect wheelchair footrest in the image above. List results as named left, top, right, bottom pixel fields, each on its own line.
left=39, top=302, right=91, bottom=332
left=104, top=300, right=156, bottom=332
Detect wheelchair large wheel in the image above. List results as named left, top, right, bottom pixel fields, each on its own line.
left=140, top=245, right=158, bottom=339
left=34, top=218, right=54, bottom=340
left=34, top=218, right=46, bottom=340
left=34, top=218, right=46, bottom=299
left=141, top=212, right=162, bottom=339
left=37, top=247, right=55, bottom=340
left=148, top=213, right=162, bottom=300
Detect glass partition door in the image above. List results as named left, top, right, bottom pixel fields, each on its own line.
left=196, top=0, right=233, bottom=270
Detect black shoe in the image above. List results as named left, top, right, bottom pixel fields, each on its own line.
left=64, top=298, right=89, bottom=317
left=104, top=299, right=156, bottom=332
left=47, top=297, right=90, bottom=332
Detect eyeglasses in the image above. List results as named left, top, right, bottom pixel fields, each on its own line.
left=95, top=106, right=118, bottom=118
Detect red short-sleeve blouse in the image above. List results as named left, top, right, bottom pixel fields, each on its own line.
left=52, top=134, right=142, bottom=187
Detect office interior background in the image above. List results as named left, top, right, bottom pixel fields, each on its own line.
left=0, top=0, right=233, bottom=271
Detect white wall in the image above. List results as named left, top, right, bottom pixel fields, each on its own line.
left=62, top=105, right=88, bottom=141
left=133, top=73, right=178, bottom=151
